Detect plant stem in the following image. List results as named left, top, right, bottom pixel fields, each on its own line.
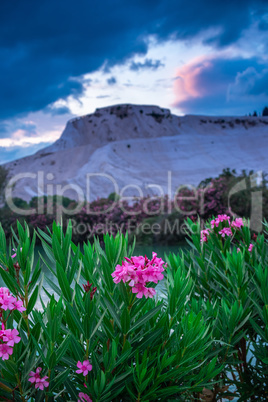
left=45, top=369, right=51, bottom=402
left=123, top=334, right=127, bottom=348
left=15, top=373, right=25, bottom=402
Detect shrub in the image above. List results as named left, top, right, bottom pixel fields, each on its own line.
left=262, top=106, right=268, bottom=116
left=0, top=215, right=267, bottom=400
left=0, top=220, right=224, bottom=400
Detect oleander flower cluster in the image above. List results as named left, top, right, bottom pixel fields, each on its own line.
left=0, top=287, right=25, bottom=361
left=201, top=215, right=244, bottom=243
left=78, top=393, right=92, bottom=402
left=200, top=215, right=254, bottom=252
left=0, top=324, right=21, bottom=361
left=76, top=361, right=93, bottom=402
left=28, top=367, right=49, bottom=390
left=0, top=287, right=26, bottom=313
left=112, top=252, right=166, bottom=299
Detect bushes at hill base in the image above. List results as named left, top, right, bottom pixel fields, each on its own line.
left=0, top=169, right=267, bottom=244
left=0, top=216, right=267, bottom=400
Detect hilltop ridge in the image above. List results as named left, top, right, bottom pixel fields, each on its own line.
left=4, top=104, right=268, bottom=201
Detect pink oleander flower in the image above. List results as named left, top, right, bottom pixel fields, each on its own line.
left=0, top=293, right=16, bottom=311
left=248, top=243, right=253, bottom=252
left=0, top=343, right=13, bottom=360
left=218, top=214, right=231, bottom=222
left=237, top=248, right=241, bottom=253
left=35, top=376, right=49, bottom=390
left=2, top=329, right=21, bottom=347
left=219, top=227, right=233, bottom=238
left=211, top=214, right=230, bottom=229
left=231, top=218, right=244, bottom=229
left=76, top=360, right=92, bottom=376
left=14, top=300, right=26, bottom=312
left=0, top=287, right=25, bottom=312
left=132, top=283, right=156, bottom=299
left=11, top=247, right=22, bottom=259
left=111, top=252, right=166, bottom=299
left=29, top=367, right=49, bottom=390
left=78, top=393, right=92, bottom=402
left=0, top=326, right=5, bottom=340
left=200, top=229, right=210, bottom=243
left=29, top=367, right=42, bottom=384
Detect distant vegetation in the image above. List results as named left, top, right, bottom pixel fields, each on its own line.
left=0, top=165, right=8, bottom=203
left=0, top=169, right=266, bottom=244
left=263, top=106, right=268, bottom=116
left=249, top=105, right=268, bottom=116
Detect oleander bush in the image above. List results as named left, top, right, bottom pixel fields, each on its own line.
left=0, top=214, right=267, bottom=401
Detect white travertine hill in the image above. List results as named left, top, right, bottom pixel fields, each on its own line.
left=44, top=104, right=178, bottom=153
left=4, top=104, right=268, bottom=202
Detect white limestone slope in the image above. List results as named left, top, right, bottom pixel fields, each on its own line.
left=4, top=104, right=268, bottom=201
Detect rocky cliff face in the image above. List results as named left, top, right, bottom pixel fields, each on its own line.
left=43, top=104, right=179, bottom=153
left=4, top=104, right=268, bottom=202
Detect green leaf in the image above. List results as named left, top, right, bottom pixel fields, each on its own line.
left=102, top=296, right=122, bottom=330
left=130, top=304, right=162, bottom=333
left=121, top=307, right=130, bottom=334
left=50, top=368, right=70, bottom=391
left=56, top=335, right=71, bottom=363
left=56, top=261, right=72, bottom=302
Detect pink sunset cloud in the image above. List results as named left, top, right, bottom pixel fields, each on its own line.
left=173, top=55, right=214, bottom=109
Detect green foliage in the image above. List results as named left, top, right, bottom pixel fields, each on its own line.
left=0, top=218, right=267, bottom=400
left=108, top=192, right=120, bottom=202
left=0, top=165, right=8, bottom=202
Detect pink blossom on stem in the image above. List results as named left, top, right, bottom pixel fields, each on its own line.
left=231, top=218, right=244, bottom=229
left=211, top=214, right=231, bottom=229
left=0, top=343, right=13, bottom=360
left=29, top=367, right=42, bottom=384
left=35, top=376, right=49, bottom=390
left=76, top=360, right=92, bottom=376
left=0, top=294, right=16, bottom=311
left=218, top=227, right=233, bottom=237
left=132, top=283, right=156, bottom=299
left=14, top=300, right=26, bottom=312
left=248, top=243, right=253, bottom=252
left=200, top=229, right=210, bottom=243
left=111, top=253, right=166, bottom=299
left=0, top=287, right=25, bottom=312
left=29, top=367, right=49, bottom=390
left=146, top=287, right=157, bottom=298
left=2, top=329, right=21, bottom=347
left=78, top=393, right=92, bottom=402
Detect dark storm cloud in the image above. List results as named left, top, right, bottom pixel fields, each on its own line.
left=229, top=67, right=268, bottom=97
left=130, top=58, right=165, bottom=71
left=174, top=57, right=268, bottom=115
left=0, top=0, right=267, bottom=120
left=0, top=123, right=9, bottom=137
left=44, top=105, right=72, bottom=116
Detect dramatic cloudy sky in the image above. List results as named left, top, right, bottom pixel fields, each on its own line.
left=0, top=0, right=268, bottom=163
